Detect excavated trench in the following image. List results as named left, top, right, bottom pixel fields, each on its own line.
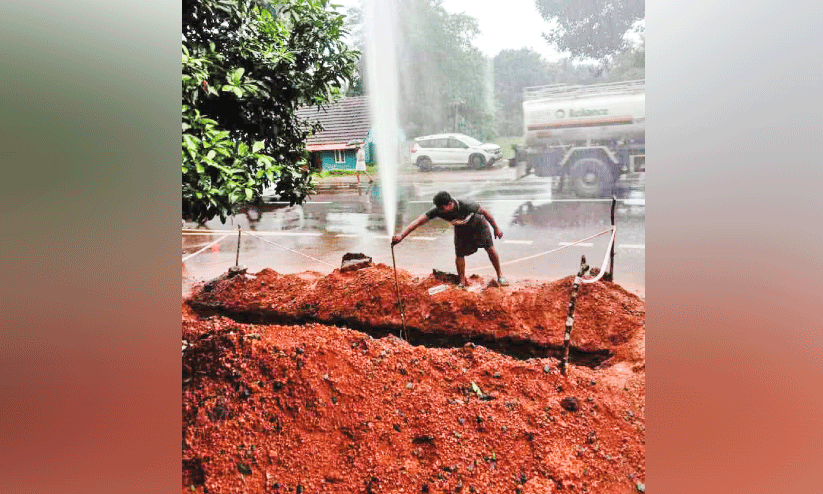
left=183, top=267, right=646, bottom=494
left=187, top=301, right=614, bottom=368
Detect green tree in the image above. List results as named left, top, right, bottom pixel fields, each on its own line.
left=606, top=32, right=645, bottom=81
left=342, top=6, right=365, bottom=96
left=534, top=0, right=644, bottom=63
left=493, top=48, right=554, bottom=135
left=493, top=49, right=609, bottom=136
left=345, top=0, right=494, bottom=140
left=396, top=1, right=493, bottom=139
left=549, top=57, right=604, bottom=85
left=182, top=0, right=359, bottom=223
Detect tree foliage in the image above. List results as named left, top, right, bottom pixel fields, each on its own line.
left=493, top=49, right=606, bottom=136
left=342, top=6, right=365, bottom=96
left=493, top=49, right=554, bottom=136
left=345, top=0, right=495, bottom=140
left=535, top=0, right=644, bottom=62
left=182, top=0, right=358, bottom=223
left=606, top=32, right=644, bottom=81
left=397, top=0, right=494, bottom=139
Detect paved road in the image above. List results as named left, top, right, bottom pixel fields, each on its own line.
left=183, top=166, right=645, bottom=297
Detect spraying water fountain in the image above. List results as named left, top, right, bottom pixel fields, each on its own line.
left=363, top=0, right=407, bottom=337
left=363, top=0, right=402, bottom=237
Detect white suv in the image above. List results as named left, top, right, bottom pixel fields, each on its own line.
left=410, top=133, right=502, bottom=171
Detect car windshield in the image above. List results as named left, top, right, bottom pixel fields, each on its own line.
left=460, top=136, right=483, bottom=147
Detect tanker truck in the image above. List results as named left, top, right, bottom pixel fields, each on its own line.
left=514, top=79, right=645, bottom=197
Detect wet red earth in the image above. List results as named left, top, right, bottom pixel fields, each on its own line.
left=183, top=265, right=645, bottom=494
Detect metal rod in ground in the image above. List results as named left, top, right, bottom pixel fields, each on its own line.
left=606, top=196, right=616, bottom=282
left=235, top=225, right=242, bottom=266
left=390, top=245, right=408, bottom=340
left=561, top=255, right=590, bottom=375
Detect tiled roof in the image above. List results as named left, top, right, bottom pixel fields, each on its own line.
left=297, top=96, right=371, bottom=149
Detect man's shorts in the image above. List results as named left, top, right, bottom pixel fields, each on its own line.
left=454, top=215, right=493, bottom=257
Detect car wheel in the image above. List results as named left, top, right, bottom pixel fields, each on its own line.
left=469, top=154, right=486, bottom=169
left=570, top=157, right=613, bottom=198
left=416, top=157, right=433, bottom=172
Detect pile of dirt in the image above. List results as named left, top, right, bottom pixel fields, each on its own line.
left=188, top=265, right=645, bottom=366
left=182, top=315, right=645, bottom=494
left=182, top=267, right=645, bottom=493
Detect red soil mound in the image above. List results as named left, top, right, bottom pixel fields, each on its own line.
left=183, top=315, right=645, bottom=494
left=189, top=265, right=644, bottom=364
left=182, top=267, right=645, bottom=494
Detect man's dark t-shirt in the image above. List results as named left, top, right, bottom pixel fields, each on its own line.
left=425, top=199, right=480, bottom=225
left=425, top=199, right=492, bottom=256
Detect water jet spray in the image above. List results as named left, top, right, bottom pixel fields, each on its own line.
left=363, top=0, right=401, bottom=237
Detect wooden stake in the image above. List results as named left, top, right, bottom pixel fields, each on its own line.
left=561, top=255, right=589, bottom=375
left=391, top=244, right=407, bottom=340
left=606, top=196, right=616, bottom=282
left=235, top=225, right=242, bottom=266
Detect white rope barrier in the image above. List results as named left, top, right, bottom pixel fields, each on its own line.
left=181, top=226, right=617, bottom=278
left=244, top=231, right=337, bottom=268
left=580, top=226, right=616, bottom=284
left=183, top=229, right=321, bottom=237
left=181, top=234, right=231, bottom=262
left=468, top=228, right=613, bottom=273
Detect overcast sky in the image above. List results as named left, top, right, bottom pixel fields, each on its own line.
left=438, top=0, right=563, bottom=60
left=332, top=0, right=565, bottom=61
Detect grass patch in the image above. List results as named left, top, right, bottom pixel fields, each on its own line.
left=315, top=166, right=378, bottom=178
left=490, top=136, right=523, bottom=160
left=314, top=162, right=420, bottom=178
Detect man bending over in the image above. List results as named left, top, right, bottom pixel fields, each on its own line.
left=391, top=191, right=509, bottom=287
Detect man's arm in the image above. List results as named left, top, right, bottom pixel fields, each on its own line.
left=392, top=214, right=430, bottom=245
left=478, top=206, right=503, bottom=239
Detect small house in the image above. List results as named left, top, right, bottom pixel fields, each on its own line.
left=297, top=96, right=372, bottom=172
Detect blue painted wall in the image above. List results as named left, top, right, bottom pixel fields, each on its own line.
left=312, top=125, right=409, bottom=170
left=320, top=150, right=357, bottom=171
left=365, top=143, right=374, bottom=163
left=364, top=127, right=406, bottom=164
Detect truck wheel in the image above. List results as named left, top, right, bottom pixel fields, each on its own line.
left=416, top=157, right=432, bottom=172
left=469, top=154, right=486, bottom=169
left=570, top=158, right=613, bottom=197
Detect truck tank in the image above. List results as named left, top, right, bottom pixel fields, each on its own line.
left=523, top=80, right=645, bottom=146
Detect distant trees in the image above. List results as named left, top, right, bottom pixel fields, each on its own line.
left=493, top=48, right=605, bottom=136
left=182, top=0, right=358, bottom=223
left=493, top=49, right=553, bottom=136
left=534, top=0, right=645, bottom=63
left=342, top=6, right=365, bottom=97
left=487, top=0, right=644, bottom=137
left=605, top=31, right=645, bottom=81
left=341, top=0, right=643, bottom=141
left=345, top=0, right=496, bottom=140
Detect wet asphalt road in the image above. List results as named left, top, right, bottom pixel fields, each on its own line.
left=183, top=166, right=645, bottom=296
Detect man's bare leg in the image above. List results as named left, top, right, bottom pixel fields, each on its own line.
left=456, top=256, right=467, bottom=285
left=485, top=246, right=503, bottom=279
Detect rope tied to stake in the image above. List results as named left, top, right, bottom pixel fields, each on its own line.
left=244, top=231, right=336, bottom=268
